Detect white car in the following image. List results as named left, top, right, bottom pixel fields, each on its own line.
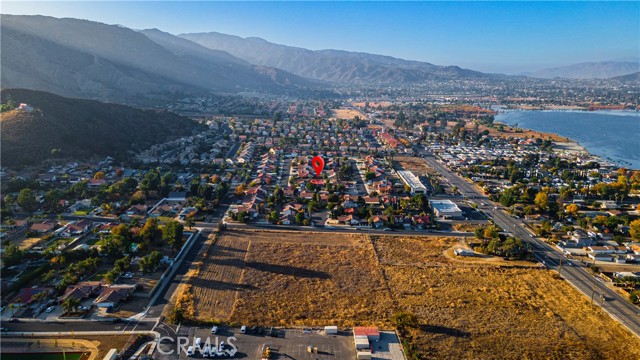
left=211, top=325, right=218, bottom=334
left=187, top=346, right=194, bottom=357
left=45, top=306, right=55, bottom=313
left=240, top=325, right=247, bottom=333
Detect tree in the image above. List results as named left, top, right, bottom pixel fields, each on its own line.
left=93, top=171, right=106, bottom=179
left=140, top=218, right=160, bottom=242
left=565, top=203, right=579, bottom=215
left=103, top=269, right=120, bottom=285
left=234, top=184, right=247, bottom=197
left=17, top=188, right=38, bottom=212
left=61, top=297, right=80, bottom=315
left=295, top=212, right=305, bottom=224
left=163, top=220, right=184, bottom=252
left=44, top=189, right=62, bottom=209
left=184, top=216, right=195, bottom=230
left=630, top=219, right=640, bottom=240
left=139, top=251, right=162, bottom=273
left=534, top=192, right=548, bottom=210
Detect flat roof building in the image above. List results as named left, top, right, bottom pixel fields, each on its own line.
left=396, top=170, right=427, bottom=194
left=429, top=199, right=463, bottom=219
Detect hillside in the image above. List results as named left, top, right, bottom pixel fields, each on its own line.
left=522, top=61, right=640, bottom=79
left=0, top=15, right=316, bottom=105
left=179, top=31, right=487, bottom=84
left=0, top=89, right=206, bottom=167
left=609, top=71, right=640, bottom=82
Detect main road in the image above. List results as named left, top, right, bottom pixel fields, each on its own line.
left=418, top=150, right=640, bottom=337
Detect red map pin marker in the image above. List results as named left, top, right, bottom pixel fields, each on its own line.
left=311, top=156, right=325, bottom=178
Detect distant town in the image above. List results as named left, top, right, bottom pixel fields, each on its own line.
left=2, top=94, right=640, bottom=359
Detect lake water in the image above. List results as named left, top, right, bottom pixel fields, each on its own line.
left=495, top=110, right=640, bottom=169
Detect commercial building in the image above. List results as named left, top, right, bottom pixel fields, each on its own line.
left=396, top=170, right=427, bottom=194
left=429, top=199, right=463, bottom=219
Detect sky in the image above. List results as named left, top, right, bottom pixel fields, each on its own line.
left=2, top=1, right=639, bottom=74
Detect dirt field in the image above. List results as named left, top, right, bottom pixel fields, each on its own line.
left=183, top=230, right=640, bottom=359
left=331, top=108, right=364, bottom=119
left=190, top=233, right=249, bottom=323
left=352, top=101, right=392, bottom=108
left=231, top=236, right=392, bottom=327
left=395, top=156, right=438, bottom=176
left=17, top=237, right=42, bottom=250
left=469, top=121, right=570, bottom=142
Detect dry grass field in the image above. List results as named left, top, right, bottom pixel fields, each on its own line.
left=182, top=230, right=640, bottom=359
left=331, top=108, right=364, bottom=119
left=190, top=233, right=249, bottom=322
left=395, top=156, right=439, bottom=176
left=352, top=101, right=392, bottom=108
left=228, top=231, right=392, bottom=327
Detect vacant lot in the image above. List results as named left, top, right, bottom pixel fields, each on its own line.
left=190, top=233, right=249, bottom=323
left=331, top=108, right=364, bottom=119
left=185, top=231, right=640, bottom=358
left=229, top=231, right=392, bottom=327
left=395, top=156, right=438, bottom=176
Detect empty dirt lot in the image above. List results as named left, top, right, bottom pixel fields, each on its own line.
left=183, top=230, right=640, bottom=359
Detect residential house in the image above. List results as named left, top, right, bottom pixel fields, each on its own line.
left=12, top=287, right=53, bottom=307
left=61, top=219, right=92, bottom=237
left=29, top=220, right=58, bottom=234
left=58, top=282, right=102, bottom=304
left=94, top=285, right=136, bottom=309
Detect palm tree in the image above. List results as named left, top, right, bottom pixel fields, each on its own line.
left=61, top=297, right=80, bottom=315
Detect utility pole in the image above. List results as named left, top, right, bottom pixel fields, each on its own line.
left=590, top=285, right=596, bottom=307
left=558, top=257, right=563, bottom=277
left=599, top=293, right=605, bottom=313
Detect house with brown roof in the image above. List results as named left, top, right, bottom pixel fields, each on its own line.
left=94, top=285, right=136, bottom=308
left=29, top=220, right=58, bottom=234
left=58, top=282, right=102, bottom=303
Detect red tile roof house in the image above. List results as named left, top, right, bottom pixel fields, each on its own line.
left=12, top=287, right=53, bottom=307
left=29, top=220, right=58, bottom=234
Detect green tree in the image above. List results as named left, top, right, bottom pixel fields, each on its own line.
left=61, top=297, right=80, bottom=315
left=162, top=220, right=184, bottom=252
left=17, top=188, right=38, bottom=212
left=184, top=216, right=195, bottom=230
left=139, top=251, right=162, bottom=273
left=140, top=218, right=160, bottom=242
left=103, top=269, right=120, bottom=285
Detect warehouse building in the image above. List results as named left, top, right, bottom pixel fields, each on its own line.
left=396, top=170, right=427, bottom=194
left=429, top=199, right=463, bottom=219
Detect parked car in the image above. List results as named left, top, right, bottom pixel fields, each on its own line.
left=45, top=306, right=55, bottom=313
left=211, top=325, right=218, bottom=334
left=240, top=325, right=246, bottom=333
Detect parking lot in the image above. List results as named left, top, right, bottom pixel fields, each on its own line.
left=175, top=326, right=356, bottom=359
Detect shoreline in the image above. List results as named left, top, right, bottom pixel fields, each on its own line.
left=493, top=121, right=636, bottom=169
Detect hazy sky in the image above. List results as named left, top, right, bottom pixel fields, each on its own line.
left=2, top=1, right=639, bottom=74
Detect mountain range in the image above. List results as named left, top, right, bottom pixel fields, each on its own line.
left=1, top=14, right=637, bottom=106
left=0, top=15, right=315, bottom=105
left=521, top=61, right=640, bottom=80
left=0, top=89, right=206, bottom=166
left=179, top=31, right=488, bottom=83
